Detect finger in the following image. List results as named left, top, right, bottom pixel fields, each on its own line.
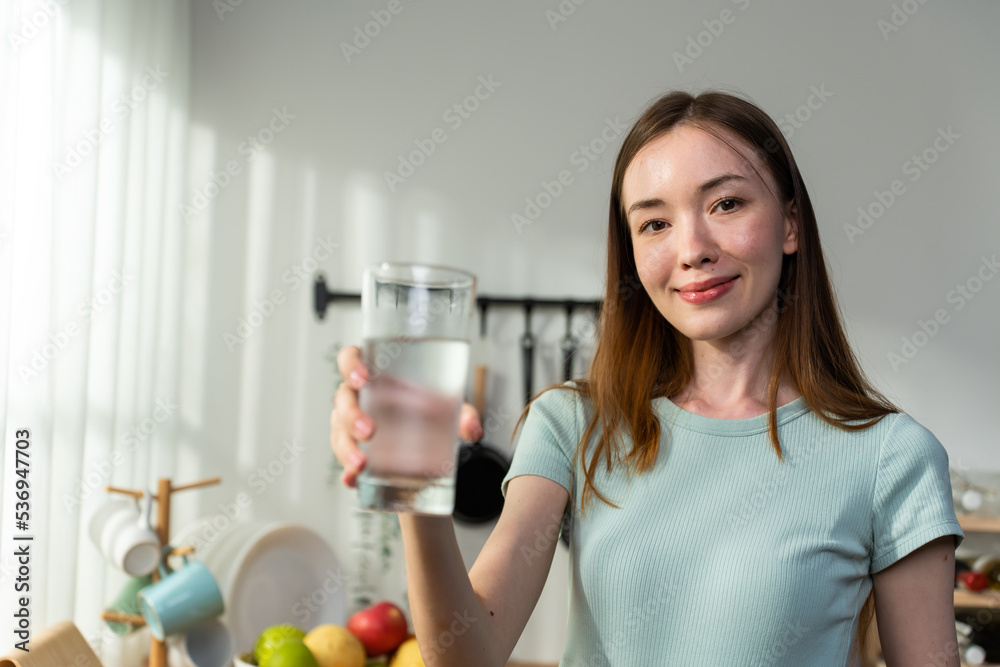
left=333, top=380, right=375, bottom=442
left=328, top=404, right=353, bottom=467
left=459, top=401, right=483, bottom=442
left=337, top=344, right=368, bottom=390
left=330, top=389, right=371, bottom=474
left=340, top=467, right=358, bottom=489
left=334, top=428, right=366, bottom=488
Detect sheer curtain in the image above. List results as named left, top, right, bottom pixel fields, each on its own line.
left=0, top=0, right=190, bottom=658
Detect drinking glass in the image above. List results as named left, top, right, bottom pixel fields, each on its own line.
left=356, top=262, right=476, bottom=514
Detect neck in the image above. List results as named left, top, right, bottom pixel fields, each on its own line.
left=671, top=297, right=800, bottom=416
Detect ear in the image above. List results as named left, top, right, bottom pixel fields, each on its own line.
left=783, top=200, right=799, bottom=255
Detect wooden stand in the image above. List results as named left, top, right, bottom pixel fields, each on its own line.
left=99, top=476, right=221, bottom=667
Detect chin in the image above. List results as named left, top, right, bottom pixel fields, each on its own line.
left=672, top=320, right=747, bottom=344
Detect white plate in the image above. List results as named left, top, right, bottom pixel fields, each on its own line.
left=171, top=516, right=260, bottom=574
left=222, top=523, right=345, bottom=652
left=203, top=520, right=267, bottom=578
left=169, top=515, right=216, bottom=554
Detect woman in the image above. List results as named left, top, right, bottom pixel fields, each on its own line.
left=330, top=90, right=964, bottom=665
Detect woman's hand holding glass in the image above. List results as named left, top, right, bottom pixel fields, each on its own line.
left=329, top=344, right=484, bottom=488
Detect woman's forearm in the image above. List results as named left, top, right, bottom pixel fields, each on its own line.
left=398, top=514, right=502, bottom=667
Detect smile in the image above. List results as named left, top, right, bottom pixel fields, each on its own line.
left=676, top=276, right=738, bottom=304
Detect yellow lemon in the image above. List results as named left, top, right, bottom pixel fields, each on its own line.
left=388, top=638, right=424, bottom=667
left=303, top=625, right=365, bottom=667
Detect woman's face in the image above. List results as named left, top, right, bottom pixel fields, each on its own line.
left=622, top=124, right=798, bottom=344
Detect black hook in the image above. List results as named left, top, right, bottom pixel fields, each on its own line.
left=520, top=301, right=535, bottom=407
left=479, top=300, right=489, bottom=338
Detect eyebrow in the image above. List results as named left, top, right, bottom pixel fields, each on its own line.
left=626, top=173, right=749, bottom=219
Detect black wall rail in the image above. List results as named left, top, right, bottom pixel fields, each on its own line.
left=313, top=273, right=603, bottom=336
left=314, top=273, right=602, bottom=405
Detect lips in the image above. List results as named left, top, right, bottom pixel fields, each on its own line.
left=675, top=276, right=738, bottom=304
left=676, top=276, right=738, bottom=293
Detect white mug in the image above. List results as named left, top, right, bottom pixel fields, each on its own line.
left=90, top=499, right=136, bottom=548
left=94, top=490, right=161, bottom=576
left=168, top=619, right=234, bottom=667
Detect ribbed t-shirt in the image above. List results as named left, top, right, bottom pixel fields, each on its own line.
left=500, top=383, right=964, bottom=666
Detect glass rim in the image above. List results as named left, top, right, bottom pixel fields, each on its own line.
left=365, top=261, right=476, bottom=288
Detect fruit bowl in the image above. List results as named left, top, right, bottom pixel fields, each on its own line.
left=234, top=651, right=256, bottom=666
left=244, top=602, right=421, bottom=667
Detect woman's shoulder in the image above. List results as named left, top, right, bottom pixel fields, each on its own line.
left=524, top=381, right=596, bottom=445
left=782, top=405, right=944, bottom=471
left=803, top=402, right=935, bottom=448
left=824, top=408, right=952, bottom=483
left=524, top=381, right=588, bottom=425
left=531, top=380, right=590, bottom=415
left=877, top=410, right=949, bottom=462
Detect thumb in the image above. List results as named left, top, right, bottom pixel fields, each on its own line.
left=459, top=402, right=483, bottom=442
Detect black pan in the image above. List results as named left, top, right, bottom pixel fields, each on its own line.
left=453, top=364, right=510, bottom=524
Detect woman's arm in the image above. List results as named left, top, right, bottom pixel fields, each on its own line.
left=330, top=344, right=568, bottom=665
left=872, top=535, right=960, bottom=666
left=400, top=474, right=569, bottom=667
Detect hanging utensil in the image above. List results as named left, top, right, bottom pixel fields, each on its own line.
left=520, top=302, right=534, bottom=407
left=453, top=364, right=510, bottom=524
left=559, top=303, right=577, bottom=548
left=560, top=302, right=576, bottom=383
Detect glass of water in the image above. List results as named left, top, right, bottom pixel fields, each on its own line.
left=357, top=262, right=476, bottom=515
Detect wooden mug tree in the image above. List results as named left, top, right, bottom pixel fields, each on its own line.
left=99, top=476, right=221, bottom=667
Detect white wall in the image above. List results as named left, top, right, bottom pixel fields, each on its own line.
left=180, top=1, right=1000, bottom=660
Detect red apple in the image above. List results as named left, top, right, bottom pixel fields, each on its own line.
left=957, top=571, right=989, bottom=592
left=346, top=601, right=409, bottom=656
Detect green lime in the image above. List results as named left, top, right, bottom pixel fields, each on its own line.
left=255, top=625, right=306, bottom=666
left=263, top=639, right=319, bottom=667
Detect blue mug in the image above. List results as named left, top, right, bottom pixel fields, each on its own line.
left=137, top=546, right=225, bottom=640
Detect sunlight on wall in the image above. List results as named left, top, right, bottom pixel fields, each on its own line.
left=287, top=166, right=318, bottom=506
left=412, top=208, right=445, bottom=265
left=2, top=0, right=194, bottom=648
left=236, top=150, right=276, bottom=471
left=343, top=172, right=390, bottom=276
left=178, top=122, right=216, bottom=470
left=507, top=244, right=532, bottom=295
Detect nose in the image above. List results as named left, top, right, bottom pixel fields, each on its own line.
left=675, top=214, right=719, bottom=269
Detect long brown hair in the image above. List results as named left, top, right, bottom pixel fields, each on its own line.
left=511, top=89, right=898, bottom=661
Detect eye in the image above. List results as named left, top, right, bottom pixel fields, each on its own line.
left=637, top=219, right=669, bottom=234
left=712, top=196, right=742, bottom=213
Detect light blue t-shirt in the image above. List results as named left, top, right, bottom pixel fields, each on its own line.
left=501, top=384, right=964, bottom=666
